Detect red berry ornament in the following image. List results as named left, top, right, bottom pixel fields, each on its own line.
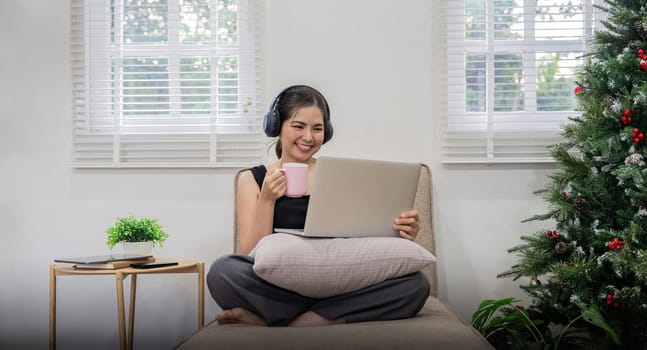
left=638, top=49, right=647, bottom=70
left=622, top=109, right=633, bottom=125
left=606, top=294, right=619, bottom=309
left=607, top=237, right=626, bottom=251
left=574, top=86, right=584, bottom=95
left=547, top=230, right=560, bottom=240
left=632, top=128, right=645, bottom=143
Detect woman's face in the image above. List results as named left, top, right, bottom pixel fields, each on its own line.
left=279, top=105, right=325, bottom=163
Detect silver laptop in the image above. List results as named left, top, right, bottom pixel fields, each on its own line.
left=275, top=156, right=420, bottom=238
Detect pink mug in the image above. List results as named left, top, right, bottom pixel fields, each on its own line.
left=281, top=163, right=308, bottom=197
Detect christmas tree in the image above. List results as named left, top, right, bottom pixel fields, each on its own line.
left=498, top=0, right=647, bottom=348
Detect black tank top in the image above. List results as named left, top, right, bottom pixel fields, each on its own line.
left=249, top=165, right=309, bottom=229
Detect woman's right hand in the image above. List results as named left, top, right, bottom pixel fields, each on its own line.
left=259, top=168, right=287, bottom=201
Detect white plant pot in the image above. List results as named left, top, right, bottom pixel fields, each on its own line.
left=121, top=241, right=153, bottom=256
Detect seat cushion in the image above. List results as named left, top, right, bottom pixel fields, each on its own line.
left=174, top=297, right=493, bottom=350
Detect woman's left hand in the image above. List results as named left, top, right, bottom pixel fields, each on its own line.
left=393, top=210, right=419, bottom=240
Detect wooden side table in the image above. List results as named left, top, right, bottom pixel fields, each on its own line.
left=49, top=259, right=205, bottom=350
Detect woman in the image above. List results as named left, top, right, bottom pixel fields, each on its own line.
left=207, top=85, right=429, bottom=326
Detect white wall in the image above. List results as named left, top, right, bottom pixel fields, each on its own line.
left=0, top=0, right=554, bottom=348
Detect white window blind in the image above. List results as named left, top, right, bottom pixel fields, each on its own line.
left=71, top=0, right=263, bottom=168
left=440, top=0, right=603, bottom=164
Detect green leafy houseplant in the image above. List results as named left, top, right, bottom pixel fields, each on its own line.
left=471, top=297, right=620, bottom=350
left=106, top=214, right=169, bottom=249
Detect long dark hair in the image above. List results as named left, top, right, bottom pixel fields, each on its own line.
left=270, top=86, right=331, bottom=158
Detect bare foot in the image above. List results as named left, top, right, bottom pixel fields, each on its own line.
left=289, top=311, right=345, bottom=327
left=215, top=308, right=266, bottom=326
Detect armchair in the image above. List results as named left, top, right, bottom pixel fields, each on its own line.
left=175, top=164, right=492, bottom=349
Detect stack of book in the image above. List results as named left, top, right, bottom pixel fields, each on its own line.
left=54, top=254, right=155, bottom=270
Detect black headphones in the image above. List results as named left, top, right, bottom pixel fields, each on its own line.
left=263, top=85, right=333, bottom=144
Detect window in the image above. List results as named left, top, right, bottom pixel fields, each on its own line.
left=440, top=0, right=603, bottom=163
left=71, top=0, right=263, bottom=168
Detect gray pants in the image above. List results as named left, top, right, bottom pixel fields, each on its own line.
left=207, top=254, right=430, bottom=326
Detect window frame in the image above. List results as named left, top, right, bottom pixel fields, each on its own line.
left=71, top=0, right=263, bottom=168
left=439, top=0, right=603, bottom=164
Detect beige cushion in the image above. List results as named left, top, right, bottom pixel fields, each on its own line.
left=250, top=233, right=436, bottom=298
left=175, top=297, right=493, bottom=350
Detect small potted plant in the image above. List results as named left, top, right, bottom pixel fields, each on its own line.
left=106, top=214, right=169, bottom=255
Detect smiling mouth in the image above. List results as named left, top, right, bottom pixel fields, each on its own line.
left=296, top=143, right=313, bottom=151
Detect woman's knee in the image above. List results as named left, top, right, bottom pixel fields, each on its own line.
left=206, top=255, right=253, bottom=298
left=407, top=272, right=430, bottom=315
left=413, top=272, right=430, bottom=298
